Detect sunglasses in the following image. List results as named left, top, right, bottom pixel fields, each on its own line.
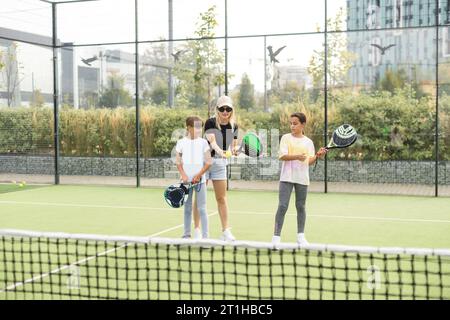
left=218, top=106, right=233, bottom=113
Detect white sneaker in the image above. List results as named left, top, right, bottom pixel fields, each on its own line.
left=297, top=233, right=309, bottom=246
left=193, top=228, right=202, bottom=240
left=272, top=236, right=281, bottom=246
left=220, top=228, right=236, bottom=242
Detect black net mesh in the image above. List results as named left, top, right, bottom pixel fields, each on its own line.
left=0, top=231, right=449, bottom=300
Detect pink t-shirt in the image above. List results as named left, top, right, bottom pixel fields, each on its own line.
left=278, top=134, right=315, bottom=185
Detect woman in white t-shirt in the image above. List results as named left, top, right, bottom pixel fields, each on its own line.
left=175, top=116, right=212, bottom=239
left=272, top=112, right=327, bottom=246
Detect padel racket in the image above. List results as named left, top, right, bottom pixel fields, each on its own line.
left=313, top=124, right=358, bottom=171
left=164, top=182, right=201, bottom=208
left=235, top=132, right=262, bottom=157
left=226, top=132, right=262, bottom=187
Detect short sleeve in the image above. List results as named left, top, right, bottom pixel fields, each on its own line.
left=278, top=135, right=289, bottom=159
left=202, top=139, right=210, bottom=153
left=175, top=139, right=183, bottom=154
left=204, top=118, right=216, bottom=132
left=204, top=118, right=220, bottom=141
left=308, top=140, right=315, bottom=156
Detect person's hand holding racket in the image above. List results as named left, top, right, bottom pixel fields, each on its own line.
left=316, top=147, right=327, bottom=158
left=180, top=173, right=189, bottom=184
left=164, top=182, right=201, bottom=208
left=192, top=174, right=202, bottom=184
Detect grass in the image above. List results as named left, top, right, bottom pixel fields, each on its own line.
left=0, top=185, right=449, bottom=300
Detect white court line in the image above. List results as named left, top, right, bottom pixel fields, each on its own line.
left=229, top=210, right=450, bottom=224
left=1, top=200, right=449, bottom=223
left=0, top=200, right=168, bottom=211
left=0, top=210, right=219, bottom=293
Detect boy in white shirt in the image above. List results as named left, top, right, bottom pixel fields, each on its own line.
left=176, top=116, right=212, bottom=239
left=272, top=112, right=327, bottom=246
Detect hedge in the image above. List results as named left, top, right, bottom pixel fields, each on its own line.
left=0, top=90, right=449, bottom=160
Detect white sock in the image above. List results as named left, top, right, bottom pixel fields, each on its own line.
left=297, top=233, right=308, bottom=244
left=193, top=228, right=201, bottom=239
left=272, top=235, right=281, bottom=244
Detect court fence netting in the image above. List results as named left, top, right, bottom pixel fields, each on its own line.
left=0, top=229, right=449, bottom=300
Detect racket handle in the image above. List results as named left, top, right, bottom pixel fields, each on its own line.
left=236, top=144, right=243, bottom=155
left=181, top=181, right=198, bottom=188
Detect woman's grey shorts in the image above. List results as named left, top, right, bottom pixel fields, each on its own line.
left=206, top=158, right=227, bottom=180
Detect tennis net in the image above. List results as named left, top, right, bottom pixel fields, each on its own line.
left=0, top=229, right=449, bottom=300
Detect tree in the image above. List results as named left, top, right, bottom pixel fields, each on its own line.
left=140, top=42, right=171, bottom=106
left=0, top=42, right=24, bottom=107
left=271, top=80, right=306, bottom=104
left=238, top=73, right=255, bottom=110
left=308, top=8, right=356, bottom=90
left=30, top=89, right=45, bottom=108
left=376, top=68, right=407, bottom=93
left=98, top=72, right=132, bottom=108
left=437, top=59, right=450, bottom=95
left=173, top=6, right=225, bottom=108
left=373, top=67, right=428, bottom=99
left=148, top=77, right=169, bottom=105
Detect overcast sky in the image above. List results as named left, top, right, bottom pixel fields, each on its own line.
left=1, top=0, right=347, bottom=92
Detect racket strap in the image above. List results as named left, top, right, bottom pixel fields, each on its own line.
left=313, top=157, right=319, bottom=172
left=194, top=183, right=202, bottom=192
left=312, top=151, right=321, bottom=172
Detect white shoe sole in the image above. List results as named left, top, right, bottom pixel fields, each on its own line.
left=220, top=236, right=235, bottom=242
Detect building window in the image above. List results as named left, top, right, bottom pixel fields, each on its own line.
left=444, top=27, right=450, bottom=57
left=447, top=0, right=450, bottom=23
left=395, top=0, right=402, bottom=28
left=366, top=3, right=381, bottom=29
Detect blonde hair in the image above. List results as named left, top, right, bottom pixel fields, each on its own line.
left=214, top=105, right=236, bottom=130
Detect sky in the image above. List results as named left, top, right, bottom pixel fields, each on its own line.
left=0, top=0, right=347, bottom=92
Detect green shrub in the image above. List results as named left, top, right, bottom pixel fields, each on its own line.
left=0, top=108, right=53, bottom=154
left=0, top=89, right=448, bottom=160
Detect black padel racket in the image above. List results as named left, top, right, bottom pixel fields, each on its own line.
left=164, top=182, right=201, bottom=208
left=313, top=124, right=358, bottom=171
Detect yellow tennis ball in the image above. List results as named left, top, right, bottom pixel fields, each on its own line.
left=225, top=150, right=232, bottom=158
left=18, top=183, right=24, bottom=187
